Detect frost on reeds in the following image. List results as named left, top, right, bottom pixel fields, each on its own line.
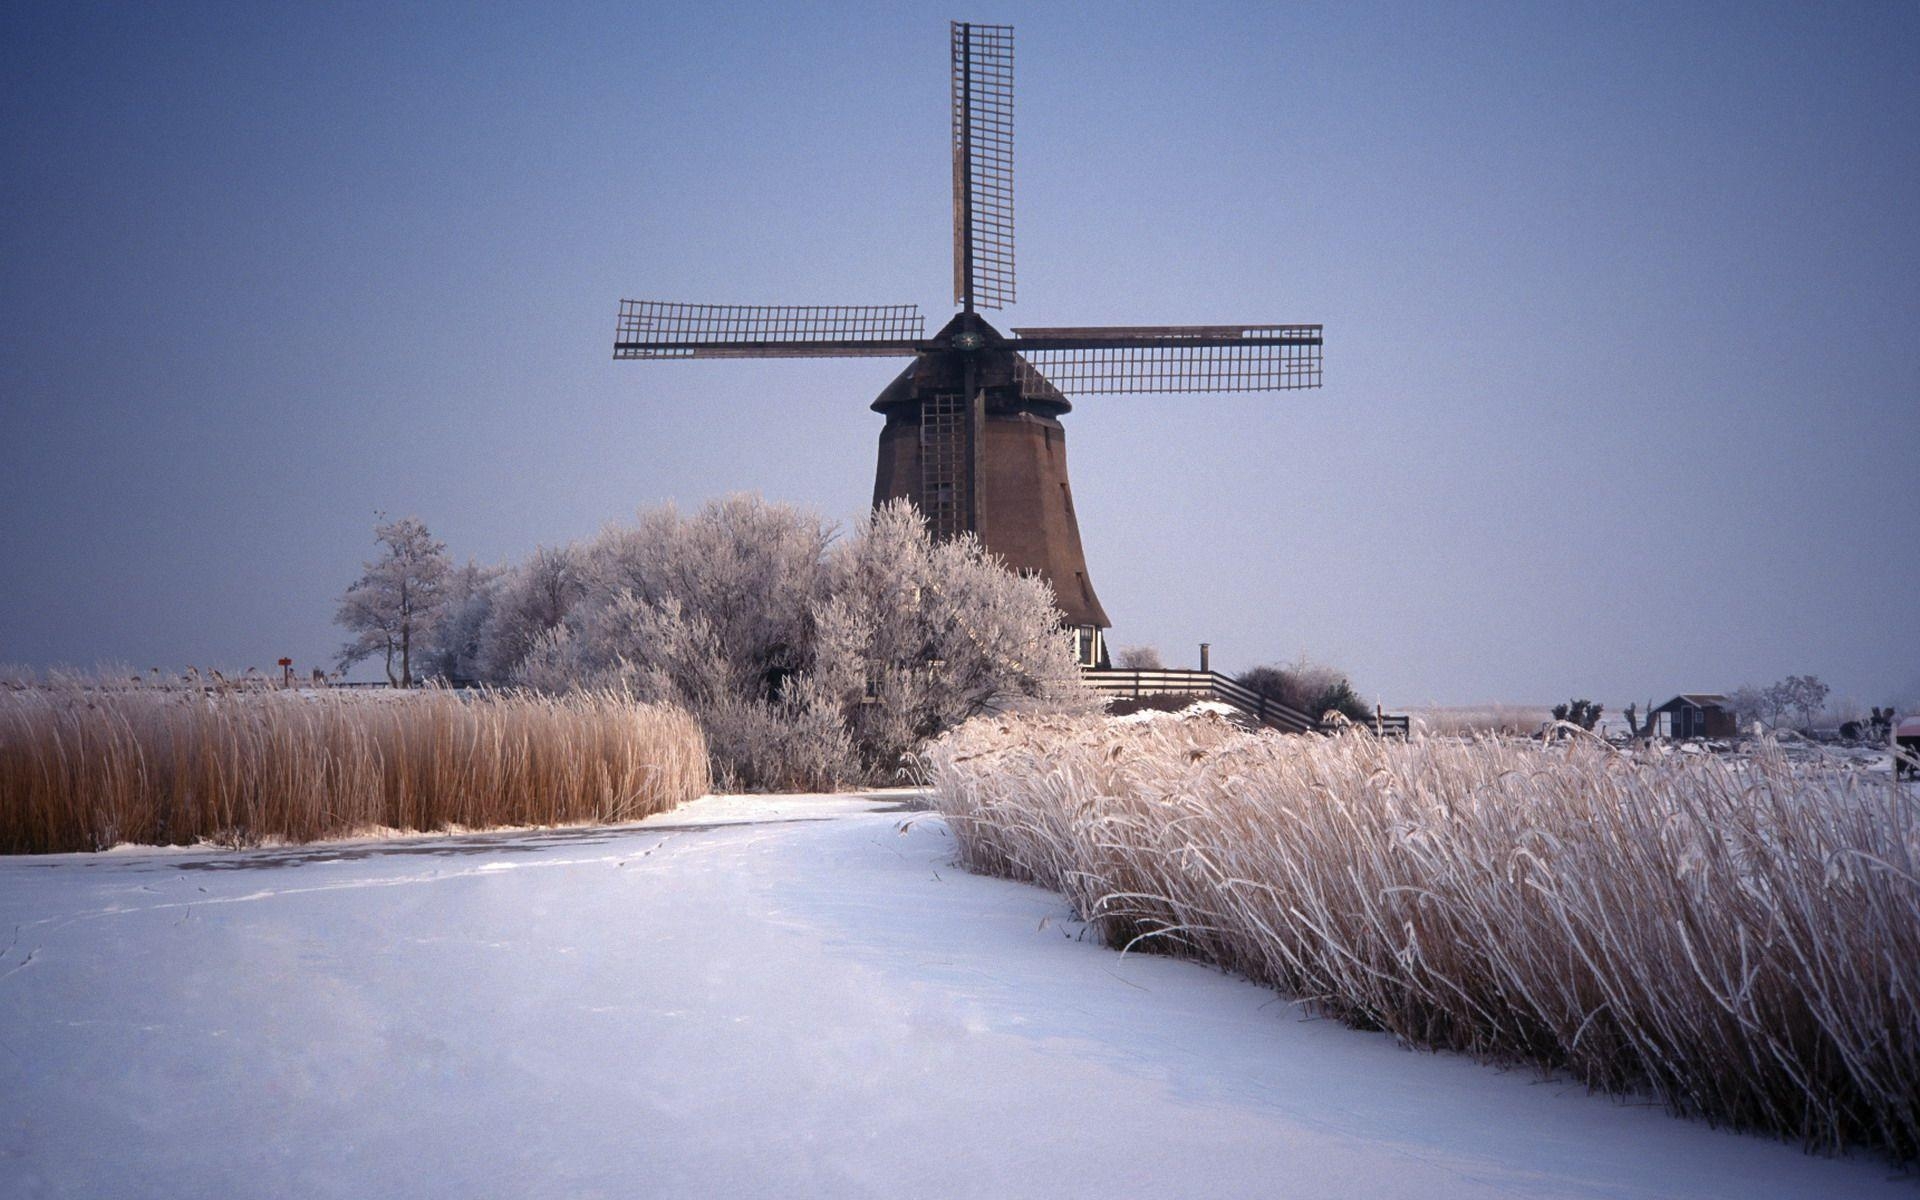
left=1404, top=703, right=1553, bottom=737
left=0, top=685, right=709, bottom=854
left=926, top=713, right=1920, bottom=1158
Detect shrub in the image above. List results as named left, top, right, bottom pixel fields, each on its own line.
left=480, top=545, right=588, bottom=682
left=1113, top=645, right=1163, bottom=669
left=1105, top=693, right=1207, bottom=718
left=1237, top=657, right=1371, bottom=723
left=424, top=559, right=500, bottom=684
left=1550, top=698, right=1603, bottom=730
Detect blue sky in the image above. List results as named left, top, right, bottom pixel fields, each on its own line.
left=3, top=0, right=1916, bottom=707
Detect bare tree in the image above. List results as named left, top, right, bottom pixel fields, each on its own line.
left=1743, top=675, right=1832, bottom=733
left=1728, top=684, right=1769, bottom=729
left=1114, top=645, right=1164, bottom=669
left=1784, top=674, right=1830, bottom=732
left=335, top=515, right=451, bottom=687
left=1761, top=680, right=1796, bottom=729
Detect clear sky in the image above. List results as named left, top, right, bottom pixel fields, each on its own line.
left=3, top=0, right=1916, bottom=708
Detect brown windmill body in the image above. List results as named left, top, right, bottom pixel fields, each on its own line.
left=615, top=22, right=1321, bottom=666
left=870, top=312, right=1108, bottom=632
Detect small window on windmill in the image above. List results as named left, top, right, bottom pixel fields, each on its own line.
left=1074, top=625, right=1098, bottom=666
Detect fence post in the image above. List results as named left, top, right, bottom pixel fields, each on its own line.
left=1199, top=643, right=1210, bottom=673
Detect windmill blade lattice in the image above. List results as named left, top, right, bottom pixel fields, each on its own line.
left=613, top=21, right=1328, bottom=655
left=1010, top=325, right=1323, bottom=396
left=952, top=22, right=1014, bottom=311
left=614, top=300, right=925, bottom=359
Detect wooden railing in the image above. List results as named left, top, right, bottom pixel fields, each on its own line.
left=1082, top=668, right=1410, bottom=737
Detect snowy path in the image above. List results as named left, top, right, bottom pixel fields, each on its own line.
left=0, top=793, right=1908, bottom=1199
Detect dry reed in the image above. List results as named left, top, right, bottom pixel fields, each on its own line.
left=1405, top=703, right=1555, bottom=737
left=926, top=713, right=1920, bottom=1159
left=0, top=685, right=709, bottom=853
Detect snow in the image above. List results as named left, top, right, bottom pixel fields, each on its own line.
left=0, top=795, right=1908, bottom=1199
left=1113, top=699, right=1241, bottom=724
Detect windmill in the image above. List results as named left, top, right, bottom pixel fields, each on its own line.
left=615, top=21, right=1322, bottom=667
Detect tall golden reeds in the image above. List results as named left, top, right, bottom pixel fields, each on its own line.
left=0, top=684, right=709, bottom=853
left=927, top=713, right=1920, bottom=1159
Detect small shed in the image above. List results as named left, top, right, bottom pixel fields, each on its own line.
left=1652, top=693, right=1738, bottom=739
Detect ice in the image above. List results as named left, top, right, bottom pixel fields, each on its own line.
left=0, top=794, right=1905, bottom=1198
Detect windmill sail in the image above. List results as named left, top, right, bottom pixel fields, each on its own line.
left=952, top=22, right=1014, bottom=311
left=614, top=301, right=925, bottom=359
left=1010, top=325, right=1323, bottom=396
left=615, top=21, right=1328, bottom=657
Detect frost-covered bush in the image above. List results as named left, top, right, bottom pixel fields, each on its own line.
left=811, top=502, right=1097, bottom=776
left=479, top=495, right=1092, bottom=790
left=479, top=545, right=587, bottom=683
left=424, top=559, right=499, bottom=683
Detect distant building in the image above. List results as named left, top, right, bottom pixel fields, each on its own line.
left=1651, top=693, right=1738, bottom=739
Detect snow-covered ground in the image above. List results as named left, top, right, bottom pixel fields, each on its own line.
left=0, top=794, right=1909, bottom=1199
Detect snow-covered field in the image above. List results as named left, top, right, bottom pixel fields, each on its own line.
left=0, top=794, right=1909, bottom=1199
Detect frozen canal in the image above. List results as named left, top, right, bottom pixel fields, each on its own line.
left=0, top=793, right=1909, bottom=1198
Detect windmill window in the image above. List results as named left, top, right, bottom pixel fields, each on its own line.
left=1071, top=624, right=1102, bottom=667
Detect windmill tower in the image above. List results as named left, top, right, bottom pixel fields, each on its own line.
left=615, top=21, right=1322, bottom=667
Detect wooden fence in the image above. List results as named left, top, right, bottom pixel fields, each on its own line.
left=1082, top=668, right=1410, bottom=737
